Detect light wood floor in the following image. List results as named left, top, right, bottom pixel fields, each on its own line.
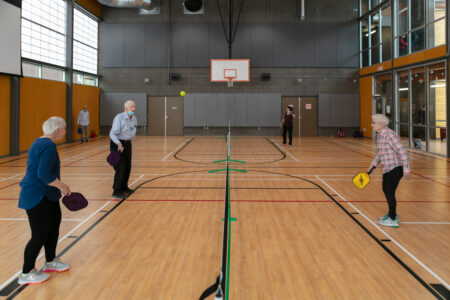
left=0, top=136, right=448, bottom=299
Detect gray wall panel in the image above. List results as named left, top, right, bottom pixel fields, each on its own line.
left=218, top=94, right=230, bottom=126
left=206, top=93, right=218, bottom=126
left=100, top=93, right=147, bottom=126
left=337, top=23, right=359, bottom=67
left=124, top=24, right=146, bottom=67
left=246, top=94, right=259, bottom=126
left=329, top=94, right=342, bottom=127
left=257, top=94, right=270, bottom=126
left=251, top=24, right=273, bottom=67
left=188, top=23, right=209, bottom=66
left=228, top=94, right=236, bottom=126
left=195, top=94, right=207, bottom=126
left=318, top=94, right=330, bottom=127
left=145, top=23, right=168, bottom=67
left=209, top=23, right=228, bottom=59
left=272, top=24, right=294, bottom=67
left=171, top=23, right=188, bottom=67
left=103, top=24, right=125, bottom=67
left=341, top=95, right=353, bottom=127
left=235, top=94, right=247, bottom=126
left=233, top=23, right=251, bottom=59
left=293, top=23, right=316, bottom=67
left=268, top=94, right=282, bottom=126
left=316, top=23, right=337, bottom=67
left=183, top=94, right=195, bottom=126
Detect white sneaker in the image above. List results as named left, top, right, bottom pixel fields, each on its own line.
left=43, top=258, right=70, bottom=272
left=18, top=269, right=50, bottom=285
left=378, top=216, right=399, bottom=228
left=378, top=214, right=389, bottom=222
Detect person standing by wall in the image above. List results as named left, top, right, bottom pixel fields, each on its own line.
left=109, top=100, right=137, bottom=199
left=280, top=104, right=296, bottom=147
left=77, top=105, right=90, bottom=143
left=18, top=117, right=71, bottom=285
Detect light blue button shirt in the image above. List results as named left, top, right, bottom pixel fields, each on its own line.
left=109, top=112, right=138, bottom=144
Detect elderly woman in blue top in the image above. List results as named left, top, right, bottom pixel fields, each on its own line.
left=109, top=100, right=137, bottom=199
left=18, top=117, right=71, bottom=285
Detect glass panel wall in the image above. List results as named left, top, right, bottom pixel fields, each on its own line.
left=397, top=70, right=409, bottom=124
left=381, top=5, right=391, bottom=61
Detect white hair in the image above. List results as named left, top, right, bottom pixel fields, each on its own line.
left=124, top=100, right=135, bottom=108
left=371, top=114, right=389, bottom=127
left=42, top=117, right=66, bottom=135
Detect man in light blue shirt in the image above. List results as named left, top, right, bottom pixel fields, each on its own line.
left=109, top=100, right=137, bottom=199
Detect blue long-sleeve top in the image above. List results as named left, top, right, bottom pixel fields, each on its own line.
left=19, top=138, right=61, bottom=210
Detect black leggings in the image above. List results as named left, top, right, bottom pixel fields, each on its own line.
left=110, top=140, right=132, bottom=194
left=283, top=126, right=293, bottom=145
left=23, top=197, right=61, bottom=273
left=382, top=166, right=403, bottom=219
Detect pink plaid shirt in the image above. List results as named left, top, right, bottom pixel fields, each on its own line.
left=372, top=127, right=410, bottom=174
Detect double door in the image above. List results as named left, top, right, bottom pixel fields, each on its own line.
left=148, top=97, right=183, bottom=136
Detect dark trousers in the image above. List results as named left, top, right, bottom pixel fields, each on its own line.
left=382, top=166, right=403, bottom=219
left=110, top=140, right=132, bottom=194
left=283, top=126, right=293, bottom=145
left=23, top=197, right=61, bottom=273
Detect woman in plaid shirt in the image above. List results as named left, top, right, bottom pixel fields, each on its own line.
left=369, top=114, right=410, bottom=228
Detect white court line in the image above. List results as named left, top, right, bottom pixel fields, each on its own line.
left=270, top=140, right=298, bottom=161
left=0, top=174, right=22, bottom=182
left=61, top=146, right=109, bottom=161
left=401, top=222, right=450, bottom=225
left=162, top=140, right=190, bottom=161
left=0, top=218, right=84, bottom=221
left=315, top=175, right=450, bottom=290
left=0, top=174, right=144, bottom=291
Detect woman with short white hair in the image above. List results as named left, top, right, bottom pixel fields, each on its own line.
left=18, top=116, right=71, bottom=285
left=369, top=114, right=410, bottom=228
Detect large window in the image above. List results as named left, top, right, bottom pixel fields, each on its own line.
left=21, top=0, right=66, bottom=67
left=73, top=8, right=98, bottom=75
left=391, top=61, right=447, bottom=155
left=22, top=62, right=65, bottom=82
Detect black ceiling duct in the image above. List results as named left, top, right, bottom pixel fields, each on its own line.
left=184, top=0, right=203, bottom=13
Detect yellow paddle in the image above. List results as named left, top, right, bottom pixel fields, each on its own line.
left=352, top=167, right=376, bottom=189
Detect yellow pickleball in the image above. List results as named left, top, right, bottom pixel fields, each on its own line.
left=180, top=91, right=186, bottom=96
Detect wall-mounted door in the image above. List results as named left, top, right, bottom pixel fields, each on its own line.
left=300, top=97, right=318, bottom=137
left=148, top=96, right=183, bottom=136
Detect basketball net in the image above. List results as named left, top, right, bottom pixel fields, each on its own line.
left=226, top=77, right=234, bottom=88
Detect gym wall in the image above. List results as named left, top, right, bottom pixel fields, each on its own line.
left=72, top=84, right=101, bottom=140
left=359, top=76, right=373, bottom=139
left=0, top=75, right=10, bottom=156
left=19, top=78, right=66, bottom=152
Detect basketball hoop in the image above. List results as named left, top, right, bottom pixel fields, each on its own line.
left=226, top=77, right=234, bottom=87
left=224, top=69, right=236, bottom=88
left=210, top=59, right=250, bottom=87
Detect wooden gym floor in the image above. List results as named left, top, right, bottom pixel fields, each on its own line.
left=0, top=136, right=448, bottom=299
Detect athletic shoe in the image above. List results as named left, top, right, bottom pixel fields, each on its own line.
left=123, top=188, right=134, bottom=194
left=18, top=269, right=50, bottom=285
left=377, top=214, right=389, bottom=222
left=288, top=145, right=292, bottom=147
left=43, top=259, right=70, bottom=272
left=378, top=216, right=399, bottom=228
left=112, top=192, right=125, bottom=199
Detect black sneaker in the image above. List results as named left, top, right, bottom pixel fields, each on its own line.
left=112, top=193, right=125, bottom=199
left=123, top=188, right=134, bottom=194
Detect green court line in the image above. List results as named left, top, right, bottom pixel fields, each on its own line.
left=229, top=159, right=246, bottom=163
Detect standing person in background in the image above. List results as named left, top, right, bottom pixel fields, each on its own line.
left=369, top=114, right=410, bottom=228
left=18, top=117, right=71, bottom=285
left=280, top=104, right=296, bottom=147
left=77, top=105, right=90, bottom=143
left=109, top=100, right=137, bottom=199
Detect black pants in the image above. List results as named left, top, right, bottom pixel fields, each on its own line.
left=23, top=197, right=61, bottom=273
left=382, top=166, right=403, bottom=219
left=283, top=126, right=293, bottom=145
left=110, top=140, right=132, bottom=194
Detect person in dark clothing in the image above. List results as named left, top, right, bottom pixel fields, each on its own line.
left=280, top=105, right=296, bottom=147
left=18, top=116, right=71, bottom=285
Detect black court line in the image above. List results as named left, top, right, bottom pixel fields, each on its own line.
left=3, top=169, right=211, bottom=299
left=173, top=137, right=286, bottom=165
left=140, top=186, right=319, bottom=190
left=0, top=137, right=106, bottom=166
left=245, top=169, right=446, bottom=300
